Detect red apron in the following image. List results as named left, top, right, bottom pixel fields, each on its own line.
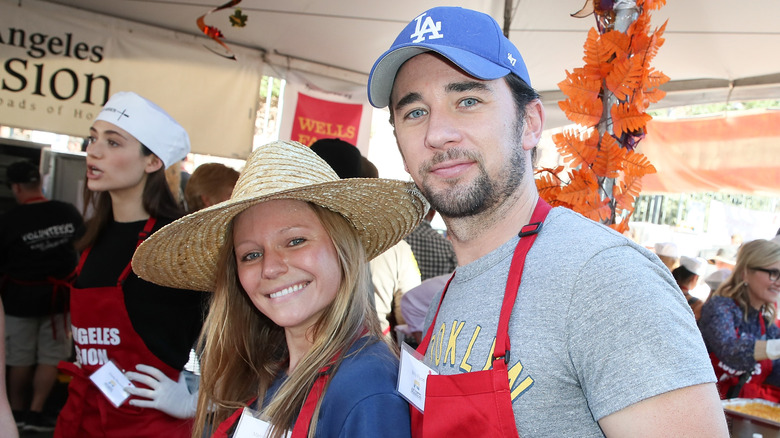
left=54, top=217, right=193, bottom=438
left=211, top=362, right=335, bottom=438
left=711, top=308, right=780, bottom=402
left=410, top=198, right=551, bottom=438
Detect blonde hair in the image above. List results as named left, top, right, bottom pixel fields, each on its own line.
left=193, top=202, right=385, bottom=438
left=714, top=239, right=780, bottom=324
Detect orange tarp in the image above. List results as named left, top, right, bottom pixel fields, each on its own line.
left=637, top=111, right=780, bottom=194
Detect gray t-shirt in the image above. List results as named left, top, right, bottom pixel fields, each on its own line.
left=422, top=207, right=715, bottom=437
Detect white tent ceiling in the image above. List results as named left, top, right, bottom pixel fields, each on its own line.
left=40, top=0, right=780, bottom=128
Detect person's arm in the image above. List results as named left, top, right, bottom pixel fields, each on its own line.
left=598, top=383, right=728, bottom=437
left=338, top=393, right=411, bottom=438
left=0, top=302, right=19, bottom=438
left=393, top=243, right=422, bottom=326
left=699, top=298, right=760, bottom=370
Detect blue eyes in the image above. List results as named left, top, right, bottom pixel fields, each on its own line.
left=407, top=109, right=426, bottom=120
left=460, top=98, right=478, bottom=107
left=242, top=252, right=261, bottom=262
left=404, top=98, right=480, bottom=120
left=238, top=238, right=306, bottom=262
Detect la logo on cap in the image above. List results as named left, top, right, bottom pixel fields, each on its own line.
left=410, top=13, right=443, bottom=43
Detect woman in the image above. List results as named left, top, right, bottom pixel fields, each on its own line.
left=54, top=92, right=207, bottom=437
left=699, top=239, right=780, bottom=401
left=672, top=255, right=707, bottom=320
left=131, top=140, right=427, bottom=438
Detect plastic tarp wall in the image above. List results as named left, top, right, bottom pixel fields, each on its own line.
left=638, top=111, right=780, bottom=195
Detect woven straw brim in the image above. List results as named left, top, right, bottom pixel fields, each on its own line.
left=131, top=178, right=428, bottom=292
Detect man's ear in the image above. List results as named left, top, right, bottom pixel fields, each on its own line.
left=522, top=99, right=545, bottom=151
left=145, top=155, right=164, bottom=174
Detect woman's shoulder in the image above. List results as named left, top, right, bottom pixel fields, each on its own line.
left=704, top=295, right=737, bottom=310
left=320, top=338, right=410, bottom=437
left=339, top=338, right=398, bottom=375
left=328, top=338, right=399, bottom=396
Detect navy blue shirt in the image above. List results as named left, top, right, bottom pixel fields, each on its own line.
left=244, top=337, right=411, bottom=438
left=699, top=295, right=780, bottom=386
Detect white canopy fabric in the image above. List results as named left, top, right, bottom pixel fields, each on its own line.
left=35, top=0, right=780, bottom=129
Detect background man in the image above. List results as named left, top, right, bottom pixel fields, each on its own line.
left=0, top=161, right=83, bottom=432
left=404, top=208, right=457, bottom=281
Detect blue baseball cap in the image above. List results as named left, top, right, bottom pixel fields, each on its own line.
left=368, top=6, right=531, bottom=108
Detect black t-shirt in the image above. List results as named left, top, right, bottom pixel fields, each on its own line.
left=74, top=217, right=208, bottom=370
left=0, top=200, right=84, bottom=316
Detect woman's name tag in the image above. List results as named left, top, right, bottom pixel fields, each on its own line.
left=397, top=342, right=437, bottom=413
left=89, top=361, right=135, bottom=408
left=235, top=407, right=290, bottom=438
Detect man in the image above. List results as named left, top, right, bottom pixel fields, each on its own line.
left=367, top=6, right=727, bottom=437
left=404, top=208, right=457, bottom=281
left=0, top=161, right=83, bottom=432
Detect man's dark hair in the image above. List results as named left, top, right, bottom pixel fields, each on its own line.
left=504, top=73, right=540, bottom=123
left=6, top=160, right=41, bottom=190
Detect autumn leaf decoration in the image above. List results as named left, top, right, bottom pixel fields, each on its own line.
left=536, top=0, right=666, bottom=234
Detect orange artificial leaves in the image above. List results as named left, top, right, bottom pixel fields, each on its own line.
left=539, top=1, right=665, bottom=231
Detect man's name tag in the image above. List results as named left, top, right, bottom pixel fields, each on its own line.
left=397, top=342, right=437, bottom=413
left=89, top=361, right=135, bottom=408
left=234, top=407, right=290, bottom=438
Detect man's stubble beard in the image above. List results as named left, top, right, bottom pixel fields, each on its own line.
left=418, top=120, right=526, bottom=219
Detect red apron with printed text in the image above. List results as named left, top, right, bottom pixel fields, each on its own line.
left=54, top=218, right=193, bottom=438
left=410, top=199, right=551, bottom=438
left=711, top=308, right=780, bottom=402
left=211, top=363, right=334, bottom=438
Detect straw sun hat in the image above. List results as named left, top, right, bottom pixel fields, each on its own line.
left=131, top=140, right=429, bottom=292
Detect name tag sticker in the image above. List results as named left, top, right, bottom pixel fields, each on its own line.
left=89, top=361, right=135, bottom=408
left=397, top=342, right=437, bottom=413
left=234, top=407, right=290, bottom=438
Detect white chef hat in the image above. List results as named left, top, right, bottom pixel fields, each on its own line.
left=654, top=242, right=679, bottom=258
left=705, top=268, right=731, bottom=291
left=680, top=255, right=707, bottom=276
left=95, top=91, right=190, bottom=169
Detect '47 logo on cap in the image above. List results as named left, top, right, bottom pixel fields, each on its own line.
left=410, top=13, right=443, bottom=43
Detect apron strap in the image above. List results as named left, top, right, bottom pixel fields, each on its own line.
left=116, top=217, right=157, bottom=285
left=417, top=198, right=551, bottom=362
left=290, top=364, right=333, bottom=438
left=493, top=199, right=550, bottom=363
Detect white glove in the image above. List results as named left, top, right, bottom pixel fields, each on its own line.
left=767, top=339, right=780, bottom=360
left=124, top=364, right=197, bottom=419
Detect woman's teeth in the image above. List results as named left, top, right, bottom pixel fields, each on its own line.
left=270, top=282, right=307, bottom=299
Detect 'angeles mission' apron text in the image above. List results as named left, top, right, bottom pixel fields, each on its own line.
left=72, top=325, right=120, bottom=366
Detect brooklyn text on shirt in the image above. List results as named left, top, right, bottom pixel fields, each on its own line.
left=425, top=320, right=534, bottom=402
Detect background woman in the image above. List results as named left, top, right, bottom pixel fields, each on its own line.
left=132, top=140, right=427, bottom=438
left=54, top=92, right=207, bottom=437
left=699, top=239, right=780, bottom=401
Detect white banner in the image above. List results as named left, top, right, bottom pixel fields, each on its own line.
left=0, top=0, right=263, bottom=159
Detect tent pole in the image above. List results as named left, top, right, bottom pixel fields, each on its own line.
left=503, top=0, right=513, bottom=38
